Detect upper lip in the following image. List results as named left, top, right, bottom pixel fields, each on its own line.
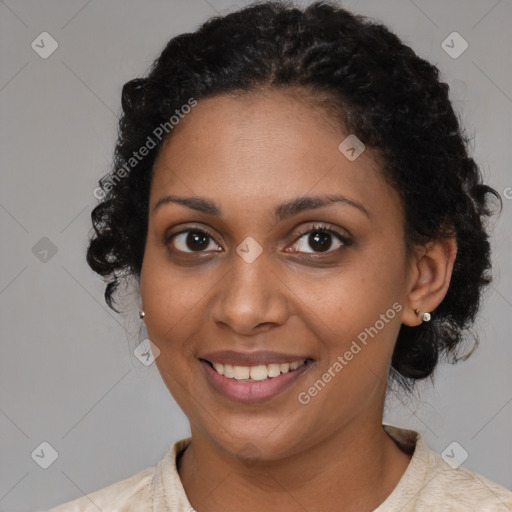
left=199, top=350, right=313, bottom=366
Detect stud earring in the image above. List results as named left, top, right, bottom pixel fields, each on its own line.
left=415, top=309, right=431, bottom=322
left=139, top=310, right=145, bottom=319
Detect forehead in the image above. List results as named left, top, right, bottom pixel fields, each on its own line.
left=149, top=90, right=399, bottom=222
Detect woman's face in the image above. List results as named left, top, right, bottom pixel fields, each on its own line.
left=140, top=89, right=415, bottom=460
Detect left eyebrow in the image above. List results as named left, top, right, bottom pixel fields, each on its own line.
left=273, top=194, right=371, bottom=221
left=152, top=193, right=370, bottom=219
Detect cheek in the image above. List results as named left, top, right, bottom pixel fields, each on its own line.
left=140, top=243, right=209, bottom=338
left=302, top=242, right=406, bottom=378
left=140, top=255, right=205, bottom=411
left=304, top=244, right=405, bottom=328
left=295, top=288, right=403, bottom=430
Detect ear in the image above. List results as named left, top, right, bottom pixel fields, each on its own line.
left=402, top=237, right=457, bottom=327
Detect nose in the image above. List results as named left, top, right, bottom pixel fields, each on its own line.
left=210, top=249, right=290, bottom=335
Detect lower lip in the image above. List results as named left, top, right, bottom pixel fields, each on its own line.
left=200, top=360, right=313, bottom=404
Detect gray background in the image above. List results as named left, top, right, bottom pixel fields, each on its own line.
left=0, top=0, right=511, bottom=510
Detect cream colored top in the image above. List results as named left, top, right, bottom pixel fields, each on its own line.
left=48, top=425, right=512, bottom=511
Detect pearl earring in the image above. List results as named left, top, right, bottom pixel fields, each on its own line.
left=415, top=309, right=431, bottom=322
left=139, top=310, right=145, bottom=319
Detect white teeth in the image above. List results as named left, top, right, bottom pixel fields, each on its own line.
left=213, top=363, right=224, bottom=376
left=267, top=364, right=281, bottom=377
left=208, top=360, right=306, bottom=380
left=249, top=365, right=268, bottom=381
left=233, top=365, right=250, bottom=380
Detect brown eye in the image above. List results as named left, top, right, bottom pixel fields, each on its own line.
left=167, top=229, right=220, bottom=253
left=290, top=225, right=351, bottom=254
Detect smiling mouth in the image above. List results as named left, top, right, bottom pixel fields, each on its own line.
left=200, top=359, right=313, bottom=381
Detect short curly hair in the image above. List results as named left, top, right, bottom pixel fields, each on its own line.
left=86, top=0, right=500, bottom=390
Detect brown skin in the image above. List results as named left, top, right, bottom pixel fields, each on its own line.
left=139, top=89, right=457, bottom=511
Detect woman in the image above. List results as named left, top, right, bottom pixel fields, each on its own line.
left=50, top=1, right=512, bottom=510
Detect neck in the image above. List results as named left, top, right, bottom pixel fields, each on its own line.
left=178, top=417, right=412, bottom=512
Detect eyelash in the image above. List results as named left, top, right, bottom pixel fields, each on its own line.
left=165, top=223, right=352, bottom=256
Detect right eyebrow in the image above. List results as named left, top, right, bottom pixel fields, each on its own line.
left=153, top=195, right=221, bottom=216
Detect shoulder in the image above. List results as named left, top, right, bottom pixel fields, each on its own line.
left=418, top=447, right=512, bottom=510
left=47, top=438, right=192, bottom=512
left=379, top=425, right=512, bottom=511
